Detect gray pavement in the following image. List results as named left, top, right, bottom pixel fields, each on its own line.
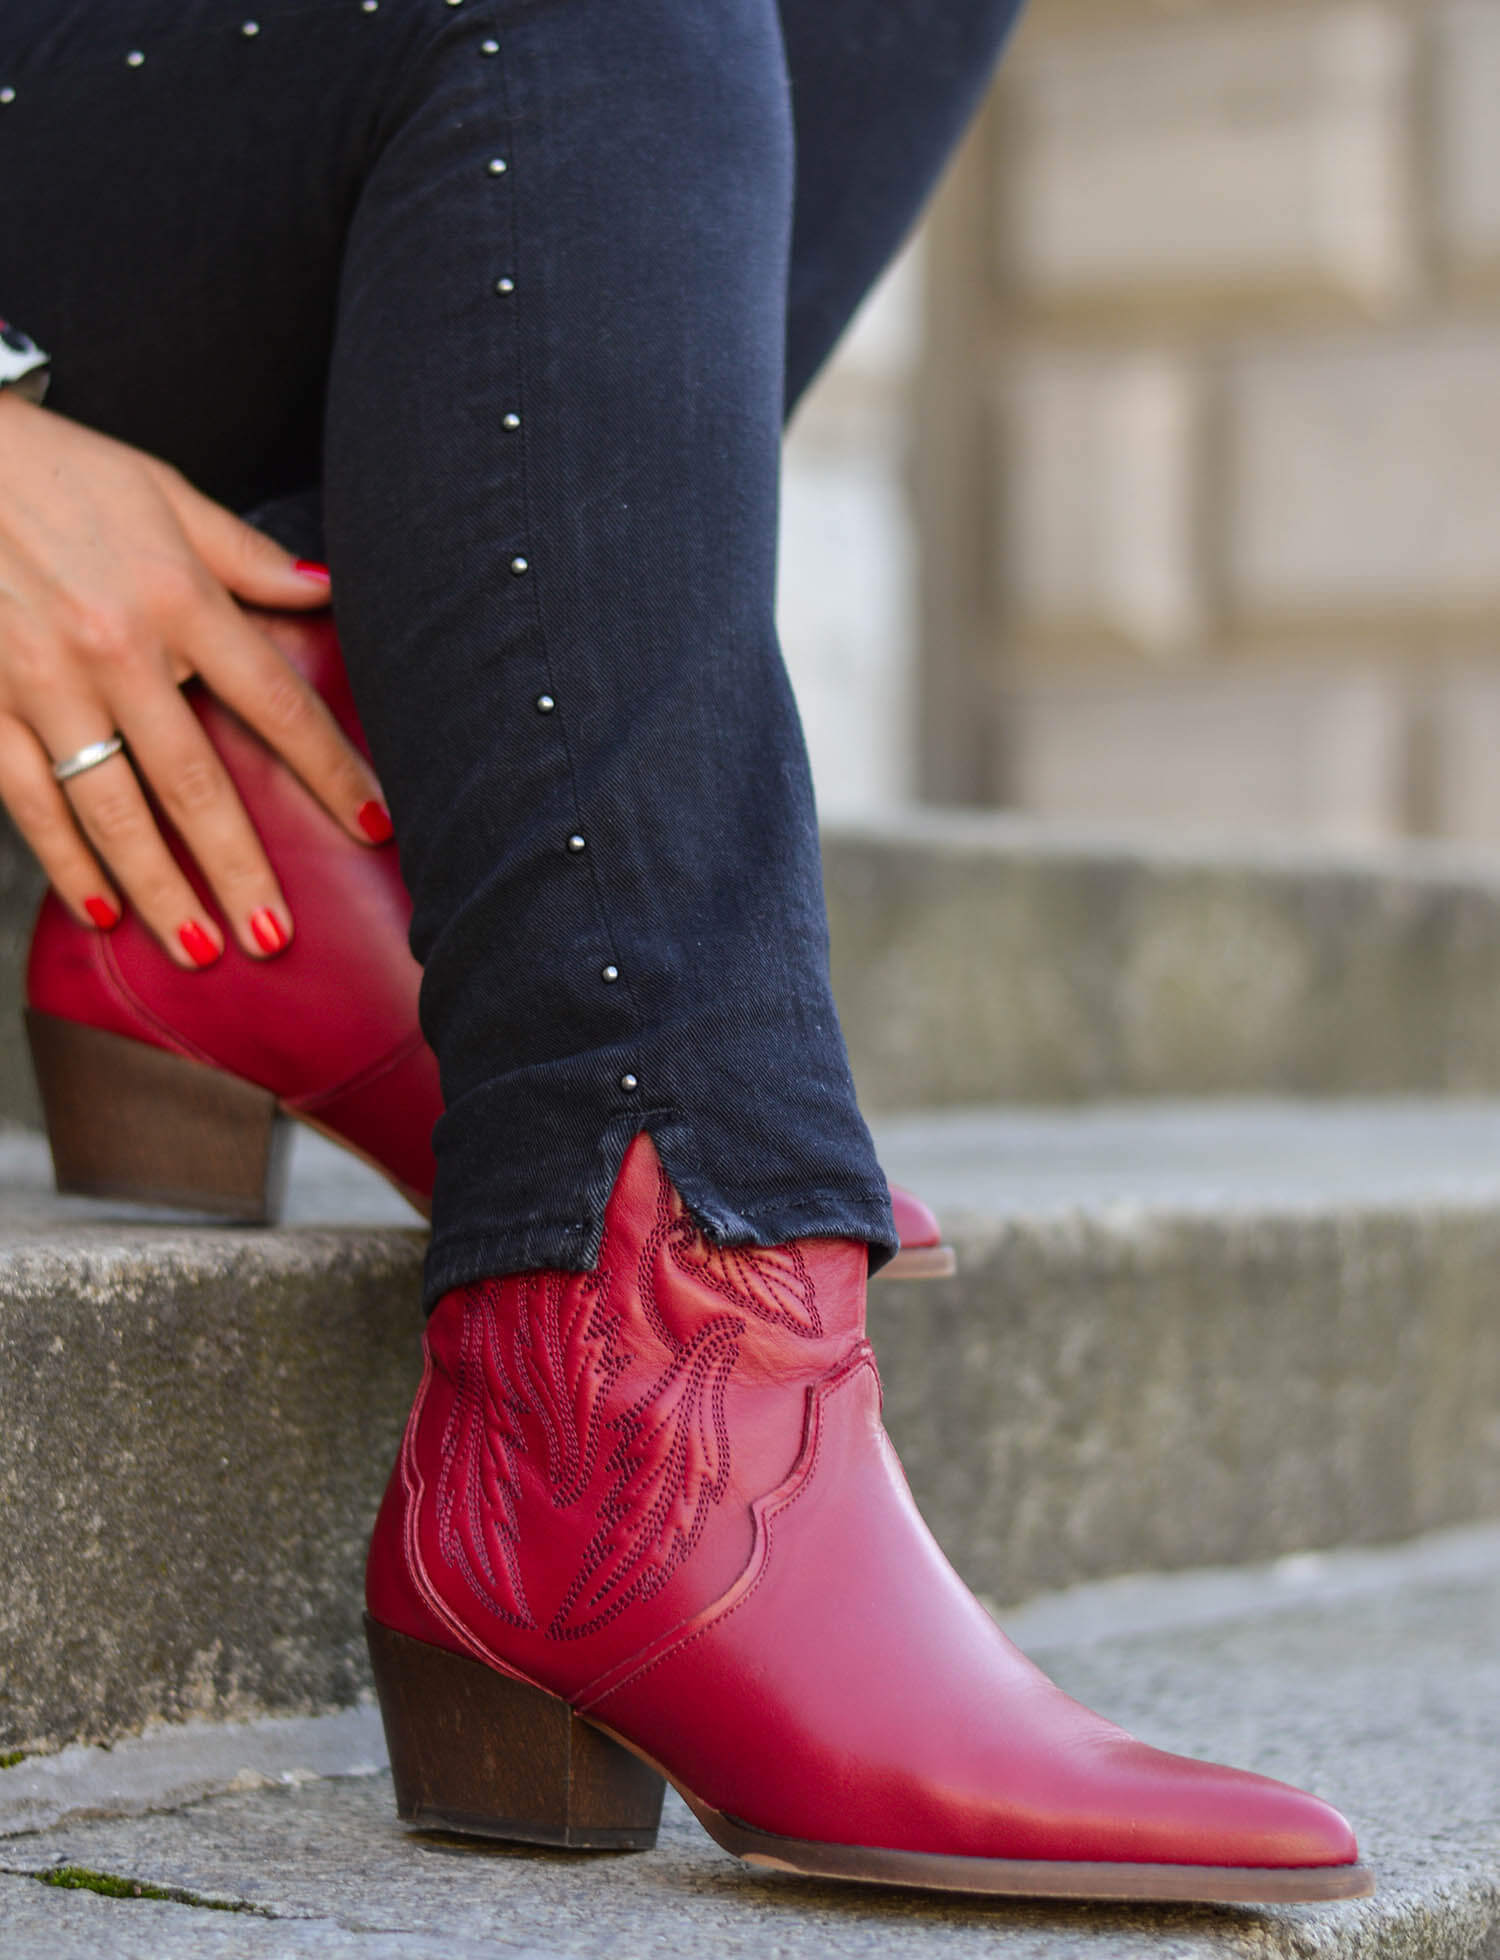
left=2, top=1527, right=1497, bottom=1959
left=873, top=1096, right=1500, bottom=1218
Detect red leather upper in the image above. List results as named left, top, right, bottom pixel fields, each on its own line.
left=26, top=611, right=440, bottom=1200
left=368, top=1133, right=1360, bottom=1870
left=889, top=1181, right=940, bottom=1247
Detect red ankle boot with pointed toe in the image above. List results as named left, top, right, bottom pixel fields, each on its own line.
left=364, top=1132, right=1372, bottom=1903
left=23, top=608, right=948, bottom=1275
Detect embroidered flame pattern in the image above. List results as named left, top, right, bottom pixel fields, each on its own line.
left=550, top=1307, right=741, bottom=1638
left=665, top=1184, right=823, bottom=1338
left=435, top=1157, right=826, bottom=1641
left=434, top=1279, right=534, bottom=1630
left=516, top=1266, right=628, bottom=1509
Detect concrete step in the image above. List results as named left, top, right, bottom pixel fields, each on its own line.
left=2, top=1525, right=1497, bottom=1958
left=0, top=1128, right=426, bottom=1761
left=825, top=812, right=1500, bottom=1106
left=3, top=1102, right=1500, bottom=1755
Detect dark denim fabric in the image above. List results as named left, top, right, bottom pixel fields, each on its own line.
left=2, top=0, right=1023, bottom=1304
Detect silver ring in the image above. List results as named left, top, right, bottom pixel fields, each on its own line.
left=52, top=735, right=125, bottom=783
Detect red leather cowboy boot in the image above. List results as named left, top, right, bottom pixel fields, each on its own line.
left=365, top=1132, right=1371, bottom=1903
left=23, top=609, right=949, bottom=1275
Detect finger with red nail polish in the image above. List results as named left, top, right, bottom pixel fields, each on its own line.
left=178, top=919, right=223, bottom=969
left=249, top=907, right=291, bottom=956
left=358, top=800, right=394, bottom=844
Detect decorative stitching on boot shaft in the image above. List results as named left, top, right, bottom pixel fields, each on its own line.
left=429, top=1152, right=832, bottom=1647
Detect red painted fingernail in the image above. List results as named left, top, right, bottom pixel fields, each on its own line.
left=357, top=799, right=394, bottom=844
left=250, top=907, right=290, bottom=955
left=294, top=559, right=332, bottom=584
left=84, top=896, right=120, bottom=931
left=178, top=920, right=222, bottom=968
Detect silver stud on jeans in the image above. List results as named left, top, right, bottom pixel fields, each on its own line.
left=0, top=87, right=14, bottom=104
left=481, top=38, right=499, bottom=54
left=126, top=49, right=145, bottom=66
left=361, top=1, right=379, bottom=11
left=567, top=834, right=587, bottom=853
left=510, top=555, right=529, bottom=575
left=488, top=158, right=508, bottom=176
left=503, top=412, right=521, bottom=430
left=619, top=1073, right=639, bottom=1093
left=495, top=277, right=515, bottom=294
left=241, top=19, right=260, bottom=35
left=536, top=694, right=556, bottom=713
left=601, top=965, right=619, bottom=983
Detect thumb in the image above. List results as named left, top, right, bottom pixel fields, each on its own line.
left=153, top=465, right=333, bottom=609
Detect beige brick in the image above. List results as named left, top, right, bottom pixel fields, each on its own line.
left=1007, top=660, right=1409, bottom=839
left=1002, top=6, right=1415, bottom=308
left=1430, top=660, right=1500, bottom=840
left=1003, top=350, right=1202, bottom=655
left=1436, top=3, right=1500, bottom=266
left=1228, top=328, right=1500, bottom=617
left=779, top=438, right=917, bottom=819
left=786, top=236, right=923, bottom=453
left=778, top=242, right=923, bottom=819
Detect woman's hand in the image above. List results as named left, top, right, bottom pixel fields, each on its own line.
left=0, top=392, right=390, bottom=966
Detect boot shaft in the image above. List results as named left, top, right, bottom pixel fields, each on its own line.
left=368, top=1131, right=870, bottom=1697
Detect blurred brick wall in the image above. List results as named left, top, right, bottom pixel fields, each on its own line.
left=919, top=0, right=1500, bottom=842
left=778, top=245, right=923, bottom=822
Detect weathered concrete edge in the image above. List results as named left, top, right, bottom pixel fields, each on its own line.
left=0, top=1223, right=428, bottom=1759
left=871, top=1193, right=1500, bottom=1604
left=0, top=1705, right=387, bottom=1840
left=828, top=808, right=1500, bottom=892
left=999, top=1517, right=1500, bottom=1653
left=823, top=814, right=1500, bottom=1107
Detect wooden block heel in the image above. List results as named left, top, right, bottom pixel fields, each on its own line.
left=25, top=1009, right=292, bottom=1221
left=364, top=1616, right=666, bottom=1850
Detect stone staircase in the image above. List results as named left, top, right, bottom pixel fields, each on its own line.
left=824, top=813, right=1500, bottom=1104
left=2, top=812, right=1499, bottom=1956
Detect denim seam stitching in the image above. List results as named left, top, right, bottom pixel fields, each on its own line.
left=487, top=29, right=650, bottom=1057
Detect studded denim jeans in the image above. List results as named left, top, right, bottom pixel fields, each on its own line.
left=2, top=0, right=1023, bottom=1304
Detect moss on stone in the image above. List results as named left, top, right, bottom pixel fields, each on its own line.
left=37, top=1865, right=260, bottom=1912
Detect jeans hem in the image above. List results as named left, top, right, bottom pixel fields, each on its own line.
left=422, top=1186, right=897, bottom=1311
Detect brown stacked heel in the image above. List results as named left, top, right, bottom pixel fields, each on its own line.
left=25, top=1009, right=292, bottom=1221
left=365, top=1618, right=666, bottom=1848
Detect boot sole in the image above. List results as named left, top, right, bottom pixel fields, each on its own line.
left=681, top=1798, right=1376, bottom=1901
left=365, top=1617, right=1375, bottom=1905
left=26, top=1010, right=953, bottom=1277
left=880, top=1243, right=956, bottom=1280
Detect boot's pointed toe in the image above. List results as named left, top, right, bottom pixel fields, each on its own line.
left=1125, top=1755, right=1361, bottom=1872
left=1003, top=1738, right=1363, bottom=1873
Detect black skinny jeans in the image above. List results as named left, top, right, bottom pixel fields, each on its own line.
left=3, top=0, right=1023, bottom=1304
